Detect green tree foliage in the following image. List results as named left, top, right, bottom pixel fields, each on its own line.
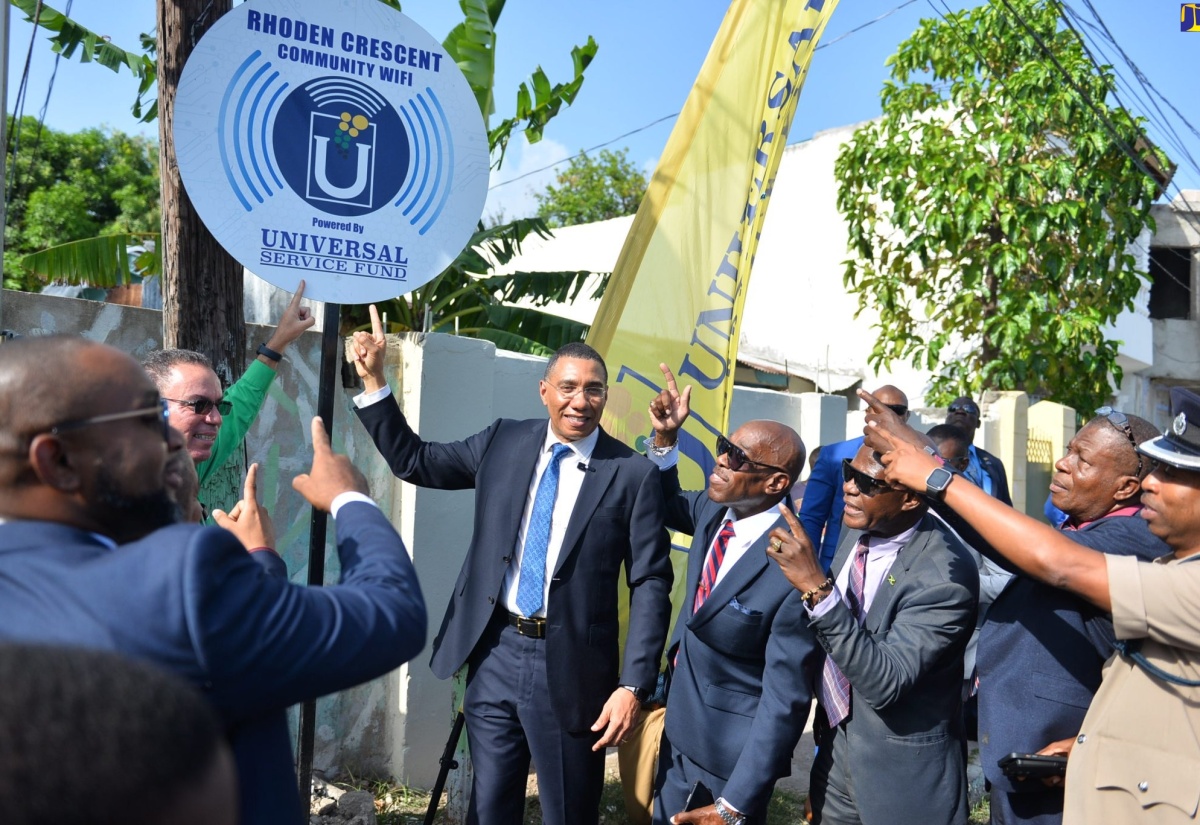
left=3, top=116, right=160, bottom=290
left=834, top=0, right=1169, bottom=412
left=534, top=148, right=647, bottom=228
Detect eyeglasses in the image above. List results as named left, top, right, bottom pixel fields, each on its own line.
left=885, top=404, right=909, bottom=417
left=49, top=399, right=171, bottom=442
left=164, top=396, right=232, bottom=417
left=716, top=434, right=790, bottom=477
left=841, top=458, right=892, bottom=497
left=549, top=384, right=607, bottom=401
left=1095, top=406, right=1143, bottom=477
left=948, top=402, right=980, bottom=417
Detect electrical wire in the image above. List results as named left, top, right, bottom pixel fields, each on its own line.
left=488, top=0, right=919, bottom=192
left=6, top=0, right=46, bottom=208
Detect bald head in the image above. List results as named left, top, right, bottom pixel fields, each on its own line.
left=0, top=336, right=178, bottom=540
left=0, top=336, right=107, bottom=445
left=871, top=384, right=909, bottom=421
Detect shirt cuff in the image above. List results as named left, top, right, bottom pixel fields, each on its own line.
left=806, top=584, right=843, bottom=618
left=646, top=441, right=679, bottom=470
left=331, top=492, right=379, bottom=518
left=352, top=384, right=392, bottom=408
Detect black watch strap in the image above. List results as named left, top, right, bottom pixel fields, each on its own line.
left=619, top=684, right=648, bottom=703
left=256, top=342, right=283, bottom=362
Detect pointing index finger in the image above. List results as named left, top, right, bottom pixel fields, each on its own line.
left=286, top=279, right=306, bottom=313
left=243, top=462, right=259, bottom=504
left=369, top=304, right=384, bottom=339
left=310, top=416, right=331, bottom=456
left=857, top=387, right=892, bottom=415
left=658, top=363, right=678, bottom=394
left=776, top=503, right=807, bottom=539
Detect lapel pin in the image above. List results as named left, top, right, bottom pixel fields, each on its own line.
left=887, top=574, right=896, bottom=586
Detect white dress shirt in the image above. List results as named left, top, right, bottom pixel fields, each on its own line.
left=503, top=424, right=599, bottom=617
left=810, top=522, right=919, bottom=619
left=354, top=383, right=595, bottom=619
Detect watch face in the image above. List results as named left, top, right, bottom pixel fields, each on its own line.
left=928, top=467, right=953, bottom=492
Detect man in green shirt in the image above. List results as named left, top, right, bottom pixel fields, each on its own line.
left=142, top=282, right=314, bottom=512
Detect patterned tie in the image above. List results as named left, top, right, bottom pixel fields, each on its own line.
left=694, top=519, right=735, bottom=613
left=515, top=443, right=572, bottom=617
left=819, top=537, right=868, bottom=727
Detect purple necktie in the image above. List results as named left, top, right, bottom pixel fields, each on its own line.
left=819, top=537, right=868, bottom=727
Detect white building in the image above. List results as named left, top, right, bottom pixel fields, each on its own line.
left=493, top=121, right=1196, bottom=427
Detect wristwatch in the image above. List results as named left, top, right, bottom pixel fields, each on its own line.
left=714, top=798, right=746, bottom=825
left=619, top=684, right=648, bottom=703
left=925, top=466, right=954, bottom=500
left=256, top=342, right=283, bottom=363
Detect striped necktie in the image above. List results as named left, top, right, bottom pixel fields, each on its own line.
left=819, top=537, right=868, bottom=727
left=694, top=519, right=735, bottom=613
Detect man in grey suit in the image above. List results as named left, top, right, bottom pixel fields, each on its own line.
left=768, top=443, right=979, bottom=825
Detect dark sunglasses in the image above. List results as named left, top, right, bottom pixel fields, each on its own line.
left=1095, top=406, right=1143, bottom=477
left=49, top=399, right=171, bottom=442
left=716, top=434, right=789, bottom=477
left=948, top=402, right=980, bottom=417
left=885, top=404, right=908, bottom=417
left=841, top=458, right=892, bottom=497
left=164, top=396, right=232, bottom=417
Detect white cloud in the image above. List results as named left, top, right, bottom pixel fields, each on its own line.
left=483, top=135, right=569, bottom=223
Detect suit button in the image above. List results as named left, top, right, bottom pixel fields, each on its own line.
left=502, top=556, right=511, bottom=563
left=1138, top=781, right=1149, bottom=793
left=1076, top=734, right=1086, bottom=744
left=488, top=597, right=495, bottom=605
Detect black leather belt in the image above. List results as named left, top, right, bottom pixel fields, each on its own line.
left=506, top=611, right=547, bottom=639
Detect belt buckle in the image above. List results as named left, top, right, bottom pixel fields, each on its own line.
left=514, top=614, right=544, bottom=638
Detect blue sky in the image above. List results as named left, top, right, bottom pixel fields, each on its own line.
left=6, top=1, right=1199, bottom=219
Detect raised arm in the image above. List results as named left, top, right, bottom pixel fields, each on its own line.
left=862, top=390, right=1111, bottom=611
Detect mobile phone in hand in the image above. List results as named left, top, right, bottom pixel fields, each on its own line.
left=998, top=753, right=1067, bottom=779
left=684, top=781, right=714, bottom=811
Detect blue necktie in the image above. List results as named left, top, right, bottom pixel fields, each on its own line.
left=515, top=443, right=572, bottom=617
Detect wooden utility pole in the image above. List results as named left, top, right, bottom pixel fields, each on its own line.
left=156, top=0, right=245, bottom=384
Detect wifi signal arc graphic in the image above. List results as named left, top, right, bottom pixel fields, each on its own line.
left=394, top=87, right=456, bottom=236
left=218, top=50, right=290, bottom=212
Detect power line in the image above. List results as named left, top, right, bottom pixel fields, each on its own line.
left=6, top=0, right=46, bottom=208
left=488, top=0, right=919, bottom=192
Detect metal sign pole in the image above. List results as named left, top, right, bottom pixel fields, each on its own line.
left=297, top=300, right=342, bottom=814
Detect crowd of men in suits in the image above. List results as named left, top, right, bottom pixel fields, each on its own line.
left=1, top=307, right=1190, bottom=825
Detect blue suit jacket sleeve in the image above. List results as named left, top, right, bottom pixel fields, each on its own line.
left=354, top=392, right=493, bottom=489
left=723, top=589, right=816, bottom=814
left=184, top=501, right=426, bottom=721
left=798, top=446, right=839, bottom=567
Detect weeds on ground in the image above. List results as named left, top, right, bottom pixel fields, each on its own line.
left=334, top=773, right=808, bottom=824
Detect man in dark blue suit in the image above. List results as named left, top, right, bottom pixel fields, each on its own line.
left=0, top=336, right=427, bottom=825
left=945, top=395, right=1013, bottom=506
left=644, top=365, right=817, bottom=825
left=350, top=308, right=673, bottom=825
left=799, top=386, right=909, bottom=571
left=976, top=410, right=1167, bottom=824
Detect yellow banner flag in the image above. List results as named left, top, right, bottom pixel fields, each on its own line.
left=588, top=0, right=839, bottom=486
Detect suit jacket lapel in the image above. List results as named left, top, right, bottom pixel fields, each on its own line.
left=501, top=423, right=547, bottom=550
left=828, top=526, right=861, bottom=580
left=863, top=514, right=933, bottom=631
left=689, top=513, right=778, bottom=626
left=553, top=431, right=618, bottom=576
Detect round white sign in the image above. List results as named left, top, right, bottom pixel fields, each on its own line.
left=174, top=0, right=489, bottom=304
